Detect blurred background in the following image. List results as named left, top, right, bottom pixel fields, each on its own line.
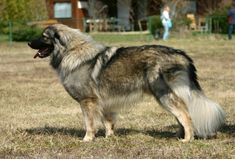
left=0, top=0, right=233, bottom=42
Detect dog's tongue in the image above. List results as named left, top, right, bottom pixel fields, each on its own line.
left=33, top=48, right=48, bottom=58
left=34, top=52, right=39, bottom=58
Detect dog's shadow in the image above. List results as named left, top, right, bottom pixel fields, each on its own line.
left=25, top=124, right=235, bottom=140
left=220, top=124, right=235, bottom=136
left=25, top=126, right=85, bottom=139
left=25, top=126, right=176, bottom=139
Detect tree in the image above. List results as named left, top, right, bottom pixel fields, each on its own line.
left=147, top=0, right=190, bottom=18
left=161, top=0, right=190, bottom=18
left=196, top=0, right=223, bottom=15
left=0, top=0, right=48, bottom=21
left=148, top=0, right=162, bottom=16
left=27, top=0, right=48, bottom=21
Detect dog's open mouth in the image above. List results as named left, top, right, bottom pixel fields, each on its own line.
left=28, top=42, right=53, bottom=59
left=33, top=47, right=52, bottom=58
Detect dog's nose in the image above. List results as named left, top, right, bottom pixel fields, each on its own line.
left=28, top=42, right=32, bottom=47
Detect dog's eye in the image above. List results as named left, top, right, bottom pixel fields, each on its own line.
left=43, top=36, right=49, bottom=40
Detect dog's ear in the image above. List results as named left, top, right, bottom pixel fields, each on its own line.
left=54, top=32, right=60, bottom=40
left=54, top=31, right=66, bottom=46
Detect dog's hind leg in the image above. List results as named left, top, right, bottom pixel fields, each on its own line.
left=148, top=75, right=194, bottom=142
left=175, top=118, right=185, bottom=139
left=102, top=112, right=116, bottom=137
left=160, top=94, right=194, bottom=142
left=80, top=98, right=100, bottom=142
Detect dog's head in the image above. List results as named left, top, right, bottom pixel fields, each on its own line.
left=28, top=27, right=55, bottom=58
left=29, top=24, right=106, bottom=70
left=28, top=24, right=69, bottom=59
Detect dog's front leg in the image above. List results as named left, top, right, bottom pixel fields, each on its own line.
left=80, top=98, right=98, bottom=142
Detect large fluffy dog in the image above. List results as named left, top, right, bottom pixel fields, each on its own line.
left=28, top=24, right=224, bottom=142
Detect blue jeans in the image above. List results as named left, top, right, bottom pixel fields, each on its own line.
left=228, top=24, right=235, bottom=40
left=163, top=22, right=170, bottom=40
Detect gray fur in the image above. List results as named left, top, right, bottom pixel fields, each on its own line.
left=91, top=47, right=118, bottom=83
left=29, top=24, right=225, bottom=141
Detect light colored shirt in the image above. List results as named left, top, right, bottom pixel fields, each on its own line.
left=161, top=10, right=170, bottom=23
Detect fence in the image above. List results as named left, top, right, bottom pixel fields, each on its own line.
left=0, top=18, right=136, bottom=44
left=209, top=16, right=228, bottom=34
left=0, top=16, right=230, bottom=45
left=0, top=20, right=37, bottom=44
left=0, top=21, right=13, bottom=44
left=199, top=16, right=228, bottom=34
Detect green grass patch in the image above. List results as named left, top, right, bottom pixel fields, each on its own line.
left=91, top=32, right=153, bottom=44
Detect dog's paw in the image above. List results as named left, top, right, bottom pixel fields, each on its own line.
left=179, top=136, right=194, bottom=143
left=179, top=139, right=190, bottom=143
left=105, top=130, right=114, bottom=138
left=82, top=136, right=94, bottom=142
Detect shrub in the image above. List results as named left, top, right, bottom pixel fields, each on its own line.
left=208, top=5, right=230, bottom=34
left=147, top=15, right=163, bottom=36
left=0, top=20, right=11, bottom=34
left=0, top=21, right=43, bottom=41
left=174, top=16, right=192, bottom=28
left=12, top=24, right=43, bottom=41
left=209, top=16, right=227, bottom=34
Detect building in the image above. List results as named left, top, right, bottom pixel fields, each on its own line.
left=46, top=0, right=88, bottom=31
left=46, top=0, right=159, bottom=31
left=46, top=0, right=232, bottom=32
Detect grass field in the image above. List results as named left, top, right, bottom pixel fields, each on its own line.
left=0, top=34, right=234, bottom=158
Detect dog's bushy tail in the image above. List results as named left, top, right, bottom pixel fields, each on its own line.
left=165, top=63, right=225, bottom=138
left=187, top=90, right=225, bottom=138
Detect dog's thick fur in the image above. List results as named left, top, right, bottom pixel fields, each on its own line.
left=28, top=24, right=225, bottom=142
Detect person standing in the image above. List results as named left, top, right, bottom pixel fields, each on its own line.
left=228, top=1, right=235, bottom=40
left=161, top=5, right=171, bottom=41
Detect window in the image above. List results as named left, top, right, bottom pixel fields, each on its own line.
left=77, top=1, right=88, bottom=9
left=54, top=3, right=72, bottom=18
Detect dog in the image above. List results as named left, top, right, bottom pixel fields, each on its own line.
left=28, top=24, right=225, bottom=142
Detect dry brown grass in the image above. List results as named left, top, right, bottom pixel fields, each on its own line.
left=0, top=35, right=234, bottom=159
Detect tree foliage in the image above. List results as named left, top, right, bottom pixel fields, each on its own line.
left=0, top=0, right=48, bottom=21
left=196, top=0, right=223, bottom=15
